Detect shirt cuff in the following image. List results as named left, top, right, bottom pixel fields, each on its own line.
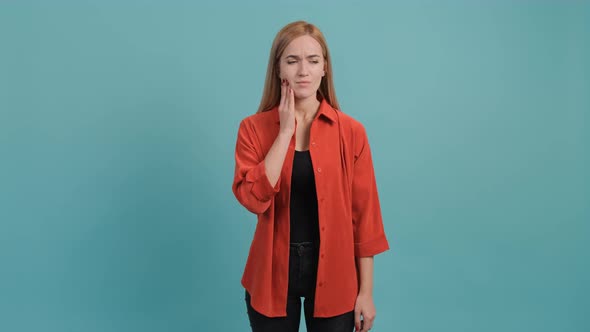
left=354, top=233, right=390, bottom=257
left=246, top=160, right=280, bottom=202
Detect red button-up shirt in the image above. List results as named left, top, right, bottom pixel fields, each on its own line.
left=232, top=97, right=390, bottom=318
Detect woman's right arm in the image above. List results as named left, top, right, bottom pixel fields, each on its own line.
left=232, top=80, right=295, bottom=214
left=264, top=79, right=296, bottom=185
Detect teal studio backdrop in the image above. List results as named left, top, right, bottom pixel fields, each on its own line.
left=0, top=1, right=588, bottom=331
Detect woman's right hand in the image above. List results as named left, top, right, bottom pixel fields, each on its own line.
left=278, top=79, right=295, bottom=136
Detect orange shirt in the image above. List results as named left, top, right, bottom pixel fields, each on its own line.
left=232, top=97, right=390, bottom=318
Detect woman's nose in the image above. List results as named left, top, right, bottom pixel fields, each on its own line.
left=297, top=64, right=309, bottom=76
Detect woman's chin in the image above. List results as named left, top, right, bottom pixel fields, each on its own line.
left=294, top=90, right=316, bottom=100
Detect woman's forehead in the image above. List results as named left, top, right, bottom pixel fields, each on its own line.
left=283, top=35, right=323, bottom=55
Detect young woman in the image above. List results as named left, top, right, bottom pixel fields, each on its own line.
left=232, top=21, right=390, bottom=332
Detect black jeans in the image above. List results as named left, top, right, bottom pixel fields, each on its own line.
left=245, top=241, right=355, bottom=332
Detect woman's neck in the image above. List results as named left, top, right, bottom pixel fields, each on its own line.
left=294, top=96, right=321, bottom=122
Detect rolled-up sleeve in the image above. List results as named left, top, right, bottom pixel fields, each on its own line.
left=232, top=119, right=280, bottom=214
left=351, top=124, right=390, bottom=257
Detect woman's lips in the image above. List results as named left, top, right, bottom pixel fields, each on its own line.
left=296, top=82, right=311, bottom=86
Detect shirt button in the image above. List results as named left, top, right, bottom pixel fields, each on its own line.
left=321, top=253, right=325, bottom=259
left=312, top=142, right=316, bottom=146
left=321, top=226, right=325, bottom=231
left=318, top=282, right=323, bottom=287
left=317, top=167, right=322, bottom=173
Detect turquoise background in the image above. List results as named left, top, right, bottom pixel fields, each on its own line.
left=1, top=1, right=588, bottom=331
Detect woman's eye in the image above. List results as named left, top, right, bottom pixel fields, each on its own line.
left=286, top=60, right=319, bottom=64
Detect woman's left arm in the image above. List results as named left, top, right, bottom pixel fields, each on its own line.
left=350, top=122, right=390, bottom=332
left=350, top=123, right=389, bottom=258
left=355, top=256, right=375, bottom=332
left=356, top=256, right=374, bottom=295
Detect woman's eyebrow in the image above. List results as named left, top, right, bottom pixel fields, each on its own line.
left=285, top=55, right=321, bottom=59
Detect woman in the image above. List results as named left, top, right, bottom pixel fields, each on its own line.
left=232, top=21, right=390, bottom=332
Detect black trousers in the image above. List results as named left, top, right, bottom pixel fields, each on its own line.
left=245, top=241, right=355, bottom=332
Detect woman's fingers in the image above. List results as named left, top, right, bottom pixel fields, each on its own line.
left=278, top=80, right=295, bottom=135
left=289, top=83, right=295, bottom=113
left=279, top=79, right=286, bottom=110
left=362, top=318, right=373, bottom=331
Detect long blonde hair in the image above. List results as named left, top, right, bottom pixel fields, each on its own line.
left=257, top=21, right=340, bottom=113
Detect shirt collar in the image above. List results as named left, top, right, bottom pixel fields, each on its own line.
left=274, top=97, right=337, bottom=124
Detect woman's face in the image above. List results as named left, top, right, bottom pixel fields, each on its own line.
left=278, top=35, right=326, bottom=101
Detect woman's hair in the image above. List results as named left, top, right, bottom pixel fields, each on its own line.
left=256, top=20, right=340, bottom=113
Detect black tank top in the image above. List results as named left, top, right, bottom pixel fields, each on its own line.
left=289, top=150, right=320, bottom=243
